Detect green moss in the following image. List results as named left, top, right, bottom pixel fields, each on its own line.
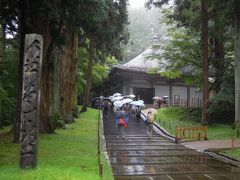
left=0, top=108, right=113, bottom=180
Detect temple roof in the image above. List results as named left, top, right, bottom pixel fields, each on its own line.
left=116, top=48, right=165, bottom=72
left=113, top=47, right=195, bottom=76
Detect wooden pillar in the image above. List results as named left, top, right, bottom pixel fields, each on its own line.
left=187, top=86, right=190, bottom=107
left=169, top=81, right=173, bottom=105
left=19, top=34, right=43, bottom=169
left=125, top=78, right=130, bottom=95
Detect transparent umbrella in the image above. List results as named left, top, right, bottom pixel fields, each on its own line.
left=111, top=96, right=124, bottom=102
left=113, top=100, right=123, bottom=108
left=152, top=96, right=160, bottom=100
left=130, top=100, right=145, bottom=107
left=162, top=96, right=169, bottom=99
left=113, top=93, right=122, bottom=97
left=121, top=98, right=133, bottom=104
left=128, top=94, right=135, bottom=98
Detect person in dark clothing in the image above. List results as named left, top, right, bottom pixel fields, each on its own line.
left=103, top=101, right=109, bottom=115
left=136, top=106, right=141, bottom=123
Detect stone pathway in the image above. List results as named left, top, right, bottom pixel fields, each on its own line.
left=103, top=111, right=240, bottom=180
left=183, top=139, right=240, bottom=151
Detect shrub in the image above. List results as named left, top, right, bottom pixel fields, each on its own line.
left=49, top=112, right=65, bottom=130
left=208, top=72, right=234, bottom=124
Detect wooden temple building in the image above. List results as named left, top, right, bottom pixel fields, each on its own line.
left=102, top=48, right=202, bottom=105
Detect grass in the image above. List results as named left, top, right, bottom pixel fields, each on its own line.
left=0, top=108, right=113, bottom=180
left=156, top=107, right=238, bottom=140
left=222, top=148, right=240, bottom=161
left=156, top=107, right=240, bottom=159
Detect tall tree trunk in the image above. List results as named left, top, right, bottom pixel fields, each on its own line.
left=212, top=4, right=225, bottom=93
left=235, top=1, right=240, bottom=127
left=39, top=24, right=55, bottom=133
left=14, top=0, right=26, bottom=142
left=70, top=34, right=78, bottom=114
left=0, top=24, right=5, bottom=129
left=81, top=36, right=95, bottom=112
left=201, top=0, right=209, bottom=125
left=60, top=30, right=78, bottom=123
left=213, top=37, right=224, bottom=92
left=28, top=2, right=55, bottom=133
left=16, top=0, right=54, bottom=135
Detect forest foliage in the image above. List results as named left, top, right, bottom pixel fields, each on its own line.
left=0, top=0, right=129, bottom=133
left=146, top=0, right=239, bottom=124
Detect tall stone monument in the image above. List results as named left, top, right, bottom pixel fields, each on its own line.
left=20, top=34, right=43, bottom=168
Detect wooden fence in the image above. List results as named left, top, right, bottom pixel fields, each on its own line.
left=175, top=126, right=208, bottom=143
left=166, top=98, right=202, bottom=108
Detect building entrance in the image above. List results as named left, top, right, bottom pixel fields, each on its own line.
left=134, top=88, right=154, bottom=104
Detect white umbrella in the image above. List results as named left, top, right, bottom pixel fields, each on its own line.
left=104, top=96, right=111, bottom=100
left=121, top=98, right=133, bottom=104
left=113, top=100, right=123, bottom=108
left=152, top=96, right=160, bottom=100
left=130, top=101, right=137, bottom=104
left=138, top=100, right=144, bottom=104
left=130, top=100, right=145, bottom=107
left=128, top=94, right=135, bottom=98
left=111, top=96, right=124, bottom=102
left=162, top=96, right=169, bottom=99
left=113, top=93, right=122, bottom=97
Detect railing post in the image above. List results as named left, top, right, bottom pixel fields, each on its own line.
left=204, top=125, right=208, bottom=140
left=192, top=127, right=195, bottom=139
left=99, top=163, right=103, bottom=177
left=98, top=110, right=100, bottom=164
left=180, top=128, right=183, bottom=139
left=98, top=110, right=103, bottom=178
left=188, top=128, right=191, bottom=139
left=175, top=127, right=179, bottom=143
left=183, top=128, right=186, bottom=139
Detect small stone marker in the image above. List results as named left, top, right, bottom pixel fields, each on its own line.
left=19, top=34, right=43, bottom=169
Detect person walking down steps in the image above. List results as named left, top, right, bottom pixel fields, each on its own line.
left=115, top=108, right=128, bottom=139
left=136, top=106, right=141, bottom=123
left=146, top=111, right=155, bottom=141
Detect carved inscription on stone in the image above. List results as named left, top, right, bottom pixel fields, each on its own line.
left=20, top=34, right=43, bottom=169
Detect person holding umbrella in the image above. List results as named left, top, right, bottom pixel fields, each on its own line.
left=130, top=100, right=145, bottom=123
left=123, top=103, right=131, bottom=123
left=146, top=111, right=156, bottom=141
left=115, top=107, right=127, bottom=139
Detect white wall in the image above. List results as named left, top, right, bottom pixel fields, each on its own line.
left=154, top=85, right=169, bottom=97
left=190, top=87, right=202, bottom=99
left=172, top=86, right=187, bottom=99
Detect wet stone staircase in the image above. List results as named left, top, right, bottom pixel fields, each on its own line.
left=103, top=111, right=240, bottom=180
